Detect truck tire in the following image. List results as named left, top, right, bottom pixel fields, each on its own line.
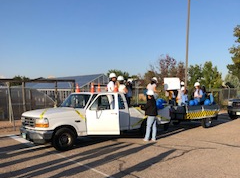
left=163, top=123, right=169, bottom=131
left=201, top=118, right=212, bottom=128
left=229, top=114, right=238, bottom=120
left=140, top=119, right=147, bottom=136
left=52, top=128, right=76, bottom=151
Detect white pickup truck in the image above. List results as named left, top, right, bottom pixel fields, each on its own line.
left=20, top=92, right=170, bottom=151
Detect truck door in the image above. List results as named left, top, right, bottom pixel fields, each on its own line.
left=118, top=94, right=130, bottom=130
left=86, top=93, right=120, bottom=135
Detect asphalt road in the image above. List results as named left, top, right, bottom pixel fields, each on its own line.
left=0, top=113, right=239, bottom=178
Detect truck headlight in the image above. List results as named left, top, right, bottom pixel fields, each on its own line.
left=228, top=101, right=233, bottom=106
left=21, top=116, right=25, bottom=124
left=35, top=118, right=49, bottom=128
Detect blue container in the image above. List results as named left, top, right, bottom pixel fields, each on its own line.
left=194, top=99, right=199, bottom=105
left=189, top=100, right=195, bottom=106
left=156, top=98, right=164, bottom=109
left=204, top=99, right=211, bottom=105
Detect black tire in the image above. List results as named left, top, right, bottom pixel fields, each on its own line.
left=229, top=114, right=238, bottom=120
left=163, top=123, right=169, bottom=131
left=201, top=118, right=212, bottom=128
left=140, top=119, right=147, bottom=136
left=172, top=120, right=181, bottom=125
left=52, top=128, right=76, bottom=151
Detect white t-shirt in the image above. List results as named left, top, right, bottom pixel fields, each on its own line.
left=194, top=89, right=203, bottom=102
left=147, top=83, right=156, bottom=91
left=107, top=81, right=115, bottom=92
left=118, top=84, right=127, bottom=94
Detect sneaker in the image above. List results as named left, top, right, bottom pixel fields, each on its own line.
left=143, top=139, right=148, bottom=142
left=151, top=139, right=157, bottom=142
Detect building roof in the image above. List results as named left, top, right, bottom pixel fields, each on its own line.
left=26, top=73, right=108, bottom=89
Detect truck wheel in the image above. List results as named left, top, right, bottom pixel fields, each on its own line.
left=163, top=123, right=169, bottom=131
left=229, top=114, right=238, bottom=120
left=140, top=119, right=147, bottom=136
left=201, top=118, right=212, bottom=128
left=52, top=128, right=76, bottom=151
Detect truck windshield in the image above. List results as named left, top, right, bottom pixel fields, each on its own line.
left=60, top=94, right=91, bottom=108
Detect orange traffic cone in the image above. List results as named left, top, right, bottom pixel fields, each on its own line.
left=90, top=83, right=94, bottom=93
left=114, top=84, right=118, bottom=92
left=97, top=83, right=101, bottom=92
left=75, top=83, right=80, bottom=93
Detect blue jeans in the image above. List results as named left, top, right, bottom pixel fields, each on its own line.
left=144, top=116, right=157, bottom=140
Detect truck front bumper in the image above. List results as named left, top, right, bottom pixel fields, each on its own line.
left=20, top=127, right=54, bottom=144
left=227, top=107, right=240, bottom=116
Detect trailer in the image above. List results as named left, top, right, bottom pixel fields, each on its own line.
left=169, top=104, right=220, bottom=128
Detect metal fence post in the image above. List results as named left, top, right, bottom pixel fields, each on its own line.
left=6, top=82, right=16, bottom=131
left=22, top=82, right=26, bottom=112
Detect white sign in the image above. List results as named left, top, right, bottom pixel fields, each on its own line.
left=164, top=77, right=180, bottom=90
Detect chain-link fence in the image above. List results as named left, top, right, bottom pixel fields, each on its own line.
left=0, top=85, right=239, bottom=121
left=210, top=88, right=240, bottom=107
left=0, top=87, right=54, bottom=121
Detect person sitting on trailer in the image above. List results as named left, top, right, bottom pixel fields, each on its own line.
left=200, top=85, right=207, bottom=105
left=193, top=82, right=203, bottom=105
left=180, top=87, right=188, bottom=106
left=166, top=89, right=178, bottom=106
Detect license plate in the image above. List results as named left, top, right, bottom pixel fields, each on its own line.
left=236, top=112, right=240, bottom=115
left=22, top=133, right=26, bottom=139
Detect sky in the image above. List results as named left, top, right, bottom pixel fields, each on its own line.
left=0, top=0, right=239, bottom=79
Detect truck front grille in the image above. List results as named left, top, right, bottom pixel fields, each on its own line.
left=23, top=117, right=36, bottom=127
left=233, top=102, right=240, bottom=107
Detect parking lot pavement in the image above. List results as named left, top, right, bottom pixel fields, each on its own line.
left=1, top=114, right=240, bottom=178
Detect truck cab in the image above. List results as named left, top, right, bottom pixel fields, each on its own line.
left=227, top=96, right=240, bottom=119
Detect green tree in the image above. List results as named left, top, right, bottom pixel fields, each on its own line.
left=142, top=70, right=157, bottom=87
left=12, top=75, right=30, bottom=86
left=225, top=74, right=240, bottom=88
left=188, top=62, right=222, bottom=89
left=201, top=61, right=222, bottom=89
left=107, top=69, right=130, bottom=80
left=227, top=25, right=240, bottom=81
left=188, top=64, right=202, bottom=88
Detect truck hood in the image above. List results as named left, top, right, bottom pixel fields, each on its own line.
left=229, top=98, right=240, bottom=102
left=22, top=107, right=85, bottom=119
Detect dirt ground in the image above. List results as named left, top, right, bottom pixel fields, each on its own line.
left=0, top=119, right=21, bottom=133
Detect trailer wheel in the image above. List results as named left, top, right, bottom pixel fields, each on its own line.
left=52, top=128, right=76, bottom=151
left=201, top=118, right=212, bottom=128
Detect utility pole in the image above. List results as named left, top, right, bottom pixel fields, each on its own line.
left=185, top=0, right=191, bottom=88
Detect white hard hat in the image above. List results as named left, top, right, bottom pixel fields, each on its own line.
left=146, top=90, right=154, bottom=96
left=117, top=76, right=124, bottom=81
left=152, top=77, right=158, bottom=83
left=109, top=73, right=116, bottom=78
left=194, top=82, right=200, bottom=87
left=181, top=81, right=185, bottom=85
left=127, top=78, right=133, bottom=83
